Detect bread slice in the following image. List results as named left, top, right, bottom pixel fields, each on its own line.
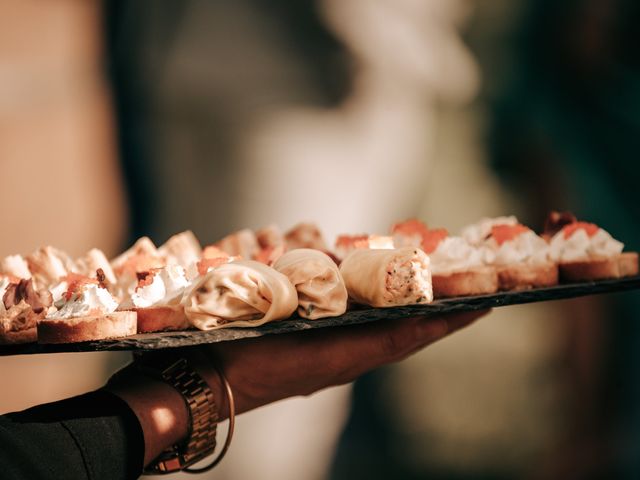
left=497, top=261, right=559, bottom=291
left=37, top=311, right=137, bottom=344
left=432, top=266, right=498, bottom=298
left=134, top=305, right=189, bottom=333
left=560, top=252, right=639, bottom=282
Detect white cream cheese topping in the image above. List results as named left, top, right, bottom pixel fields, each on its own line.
left=131, top=265, right=190, bottom=308
left=428, top=236, right=484, bottom=274
left=50, top=281, right=69, bottom=308
left=484, top=231, right=550, bottom=265
left=549, top=228, right=623, bottom=262
left=48, top=284, right=118, bottom=319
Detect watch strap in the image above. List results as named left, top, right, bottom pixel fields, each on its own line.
left=134, top=353, right=219, bottom=474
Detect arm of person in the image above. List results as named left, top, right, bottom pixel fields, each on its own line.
left=1, top=310, right=487, bottom=480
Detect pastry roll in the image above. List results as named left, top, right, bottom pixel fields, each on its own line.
left=339, top=247, right=433, bottom=307
left=184, top=260, right=298, bottom=329
left=273, top=249, right=348, bottom=319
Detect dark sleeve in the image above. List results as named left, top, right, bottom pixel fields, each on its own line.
left=0, top=390, right=144, bottom=480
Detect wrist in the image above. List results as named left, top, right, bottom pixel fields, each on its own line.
left=105, top=367, right=190, bottom=466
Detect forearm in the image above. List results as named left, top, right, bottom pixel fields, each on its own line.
left=105, top=371, right=190, bottom=466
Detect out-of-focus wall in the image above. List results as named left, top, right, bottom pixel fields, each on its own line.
left=0, top=0, right=129, bottom=414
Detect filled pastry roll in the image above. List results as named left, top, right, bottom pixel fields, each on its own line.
left=339, top=247, right=433, bottom=308
left=183, top=260, right=298, bottom=329
left=273, top=249, right=348, bottom=319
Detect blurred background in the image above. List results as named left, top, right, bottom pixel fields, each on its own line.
left=1, top=0, right=639, bottom=478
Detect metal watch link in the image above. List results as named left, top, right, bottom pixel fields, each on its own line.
left=132, top=352, right=219, bottom=475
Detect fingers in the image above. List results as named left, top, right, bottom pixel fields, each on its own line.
left=209, top=309, right=491, bottom=409
left=293, top=308, right=491, bottom=385
left=368, top=309, right=490, bottom=362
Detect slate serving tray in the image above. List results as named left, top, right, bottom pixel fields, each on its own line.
left=2, top=275, right=639, bottom=356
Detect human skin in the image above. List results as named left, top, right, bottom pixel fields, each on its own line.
left=108, top=310, right=489, bottom=466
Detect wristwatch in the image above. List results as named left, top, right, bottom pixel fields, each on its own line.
left=132, top=352, right=219, bottom=474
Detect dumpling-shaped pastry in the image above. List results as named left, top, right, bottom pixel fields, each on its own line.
left=273, top=249, right=347, bottom=319
left=183, top=260, right=298, bottom=329
left=339, top=247, right=433, bottom=308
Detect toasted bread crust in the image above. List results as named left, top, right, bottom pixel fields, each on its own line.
left=37, top=311, right=137, bottom=344
left=560, top=252, right=639, bottom=282
left=134, top=306, right=189, bottom=333
left=0, top=326, right=37, bottom=345
left=432, top=266, right=499, bottom=298
left=497, top=261, right=559, bottom=291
